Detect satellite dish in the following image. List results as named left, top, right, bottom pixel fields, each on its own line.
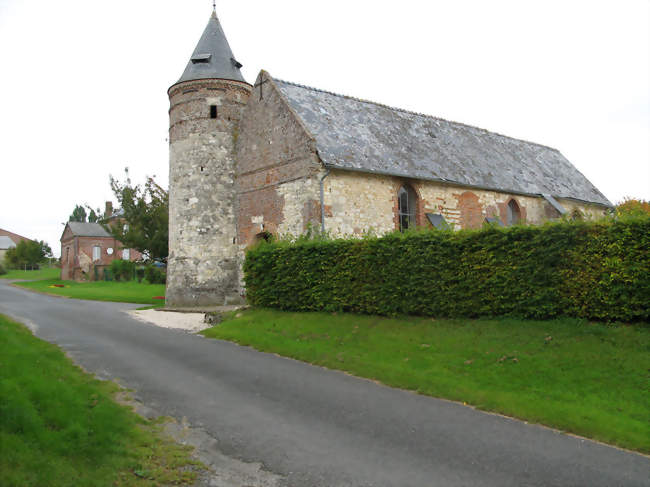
left=107, top=248, right=114, bottom=255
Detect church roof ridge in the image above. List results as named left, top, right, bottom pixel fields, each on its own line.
left=273, top=77, right=562, bottom=154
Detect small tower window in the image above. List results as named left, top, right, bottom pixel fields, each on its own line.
left=210, top=105, right=217, bottom=119
left=191, top=53, right=211, bottom=64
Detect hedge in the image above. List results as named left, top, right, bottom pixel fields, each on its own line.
left=110, top=259, right=136, bottom=281
left=243, top=218, right=650, bottom=322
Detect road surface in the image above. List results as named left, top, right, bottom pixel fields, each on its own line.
left=1, top=280, right=648, bottom=486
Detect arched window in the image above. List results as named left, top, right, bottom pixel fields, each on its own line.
left=507, top=199, right=521, bottom=225
left=398, top=185, right=418, bottom=232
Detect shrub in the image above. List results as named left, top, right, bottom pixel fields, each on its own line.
left=244, top=217, right=650, bottom=322
left=0, top=263, right=5, bottom=276
left=3, top=240, right=51, bottom=269
left=144, top=265, right=166, bottom=284
left=110, top=259, right=136, bottom=282
left=135, top=266, right=145, bottom=283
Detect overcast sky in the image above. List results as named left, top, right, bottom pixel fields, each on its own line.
left=1, top=0, right=648, bottom=256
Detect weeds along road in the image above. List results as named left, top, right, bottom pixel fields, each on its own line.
left=1, top=280, right=648, bottom=487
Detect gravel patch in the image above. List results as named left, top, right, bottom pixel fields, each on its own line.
left=128, top=309, right=209, bottom=333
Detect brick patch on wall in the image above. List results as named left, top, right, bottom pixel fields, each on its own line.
left=456, top=191, right=484, bottom=229
left=238, top=186, right=285, bottom=245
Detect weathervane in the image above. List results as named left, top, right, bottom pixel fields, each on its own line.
left=212, top=0, right=216, bottom=12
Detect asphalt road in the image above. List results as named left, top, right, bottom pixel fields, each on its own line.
left=1, top=280, right=648, bottom=487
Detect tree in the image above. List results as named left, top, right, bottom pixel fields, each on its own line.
left=69, top=205, right=88, bottom=222
left=107, top=169, right=169, bottom=262
left=616, top=197, right=650, bottom=218
left=4, top=240, right=52, bottom=269
left=88, top=208, right=99, bottom=223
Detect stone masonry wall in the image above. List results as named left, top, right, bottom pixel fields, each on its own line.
left=235, top=72, right=322, bottom=248
left=167, top=79, right=251, bottom=306
left=322, top=170, right=609, bottom=236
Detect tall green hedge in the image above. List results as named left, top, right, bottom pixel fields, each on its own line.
left=244, top=218, right=650, bottom=322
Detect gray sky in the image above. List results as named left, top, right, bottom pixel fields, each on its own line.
left=1, top=0, right=648, bottom=257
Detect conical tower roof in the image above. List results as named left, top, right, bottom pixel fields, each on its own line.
left=175, top=11, right=246, bottom=85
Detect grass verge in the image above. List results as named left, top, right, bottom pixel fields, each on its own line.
left=14, top=279, right=166, bottom=307
left=0, top=267, right=60, bottom=280
left=0, top=314, right=201, bottom=486
left=203, top=308, right=650, bottom=454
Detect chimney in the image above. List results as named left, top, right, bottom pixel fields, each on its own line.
left=105, top=201, right=113, bottom=219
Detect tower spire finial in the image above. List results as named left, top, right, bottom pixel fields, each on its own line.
left=212, top=0, right=216, bottom=13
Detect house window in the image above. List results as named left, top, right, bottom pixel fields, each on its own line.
left=507, top=199, right=521, bottom=225
left=210, top=105, right=217, bottom=119
left=66, top=247, right=70, bottom=263
left=122, top=248, right=130, bottom=260
left=92, top=246, right=101, bottom=261
left=398, top=185, right=418, bottom=231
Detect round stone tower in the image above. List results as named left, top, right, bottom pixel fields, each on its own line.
left=166, top=11, right=251, bottom=306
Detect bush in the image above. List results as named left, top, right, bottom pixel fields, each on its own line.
left=110, top=259, right=136, bottom=282
left=3, top=240, right=51, bottom=269
left=144, top=265, right=166, bottom=284
left=244, top=217, right=650, bottom=322
left=135, top=266, right=145, bottom=283
left=0, top=263, right=5, bottom=276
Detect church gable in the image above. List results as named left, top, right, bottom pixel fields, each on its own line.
left=236, top=71, right=319, bottom=177
left=236, top=72, right=323, bottom=244
left=274, top=79, right=611, bottom=207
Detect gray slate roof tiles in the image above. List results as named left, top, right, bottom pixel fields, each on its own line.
left=66, top=222, right=111, bottom=238
left=275, top=79, right=611, bottom=206
left=175, top=12, right=246, bottom=85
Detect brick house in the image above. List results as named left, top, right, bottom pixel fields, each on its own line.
left=60, top=222, right=141, bottom=281
left=165, top=11, right=612, bottom=306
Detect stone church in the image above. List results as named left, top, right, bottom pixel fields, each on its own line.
left=166, top=11, right=611, bottom=307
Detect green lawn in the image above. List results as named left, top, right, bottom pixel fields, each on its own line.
left=203, top=308, right=650, bottom=453
left=14, top=279, right=166, bottom=306
left=0, top=267, right=60, bottom=280
left=0, top=314, right=201, bottom=486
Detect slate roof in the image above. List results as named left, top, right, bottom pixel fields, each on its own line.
left=0, top=236, right=16, bottom=250
left=275, top=78, right=611, bottom=206
left=66, top=222, right=111, bottom=238
left=174, top=11, right=246, bottom=86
